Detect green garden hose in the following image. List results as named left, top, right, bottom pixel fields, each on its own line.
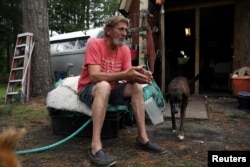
left=16, top=118, right=92, bottom=155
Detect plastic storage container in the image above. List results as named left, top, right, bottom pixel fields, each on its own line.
left=238, top=92, right=250, bottom=111
left=48, top=107, right=127, bottom=139
left=231, top=77, right=250, bottom=96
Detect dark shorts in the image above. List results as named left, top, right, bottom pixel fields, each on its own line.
left=78, top=83, right=131, bottom=108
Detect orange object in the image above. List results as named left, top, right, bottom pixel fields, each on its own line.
left=156, top=0, right=164, bottom=5
left=231, top=77, right=250, bottom=96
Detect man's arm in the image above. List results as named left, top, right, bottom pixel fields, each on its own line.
left=88, top=65, right=152, bottom=84
left=88, top=64, right=127, bottom=83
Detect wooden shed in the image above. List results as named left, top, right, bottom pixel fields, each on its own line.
left=119, top=0, right=250, bottom=95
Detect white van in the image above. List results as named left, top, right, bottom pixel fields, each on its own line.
left=50, top=28, right=104, bottom=79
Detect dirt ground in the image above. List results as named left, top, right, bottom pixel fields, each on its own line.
left=2, top=95, right=250, bottom=167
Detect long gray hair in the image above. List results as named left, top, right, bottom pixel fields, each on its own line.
left=103, top=15, right=130, bottom=37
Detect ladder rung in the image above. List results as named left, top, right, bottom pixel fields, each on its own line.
left=9, top=79, right=22, bottom=83
left=14, top=55, right=25, bottom=59
left=17, top=32, right=33, bottom=37
left=16, top=44, right=26, bottom=48
left=7, top=92, right=19, bottom=95
left=12, top=67, right=24, bottom=71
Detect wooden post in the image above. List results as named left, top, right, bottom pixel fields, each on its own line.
left=138, top=0, right=149, bottom=65
left=160, top=5, right=166, bottom=93
left=194, top=7, right=200, bottom=95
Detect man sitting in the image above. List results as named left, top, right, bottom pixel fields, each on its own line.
left=78, top=15, right=166, bottom=167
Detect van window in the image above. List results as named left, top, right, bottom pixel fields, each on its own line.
left=76, top=38, right=88, bottom=49
left=50, top=43, right=58, bottom=53
left=57, top=41, right=76, bottom=52
left=50, top=38, right=88, bottom=53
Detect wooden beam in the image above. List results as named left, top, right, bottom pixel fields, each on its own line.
left=160, top=5, right=166, bottom=93
left=165, top=0, right=235, bottom=12
left=138, top=0, right=149, bottom=65
left=194, top=7, right=200, bottom=95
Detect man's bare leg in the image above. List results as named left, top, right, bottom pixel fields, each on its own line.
left=124, top=83, right=149, bottom=143
left=124, top=83, right=166, bottom=154
left=90, top=81, right=111, bottom=154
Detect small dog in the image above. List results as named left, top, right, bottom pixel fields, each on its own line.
left=0, top=128, right=26, bottom=167
left=165, top=75, right=198, bottom=140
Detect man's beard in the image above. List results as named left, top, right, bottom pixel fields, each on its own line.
left=113, top=38, right=124, bottom=46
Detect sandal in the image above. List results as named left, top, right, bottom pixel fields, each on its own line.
left=135, top=137, right=166, bottom=154
left=87, top=148, right=116, bottom=167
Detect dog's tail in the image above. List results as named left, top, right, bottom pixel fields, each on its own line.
left=0, top=128, right=26, bottom=150
left=189, top=73, right=200, bottom=84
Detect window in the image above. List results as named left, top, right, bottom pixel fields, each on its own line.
left=50, top=37, right=88, bottom=53
left=76, top=38, right=88, bottom=50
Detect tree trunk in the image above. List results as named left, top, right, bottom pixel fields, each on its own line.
left=21, top=0, right=54, bottom=97
left=233, top=0, right=250, bottom=71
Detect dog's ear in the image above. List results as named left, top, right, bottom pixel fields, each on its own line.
left=0, top=128, right=26, bottom=149
left=0, top=128, right=26, bottom=167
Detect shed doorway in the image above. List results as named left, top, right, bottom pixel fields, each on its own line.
left=164, top=4, right=234, bottom=94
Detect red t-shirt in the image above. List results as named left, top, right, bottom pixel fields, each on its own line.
left=77, top=38, right=132, bottom=92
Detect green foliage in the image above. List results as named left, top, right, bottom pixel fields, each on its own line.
left=0, top=0, right=23, bottom=83
left=0, top=0, right=121, bottom=84
left=0, top=83, right=7, bottom=104
left=0, top=44, right=8, bottom=83
left=0, top=0, right=23, bottom=41
left=89, top=0, right=120, bottom=28
left=48, top=0, right=120, bottom=33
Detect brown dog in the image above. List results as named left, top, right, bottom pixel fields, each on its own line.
left=166, top=76, right=190, bottom=140
left=0, top=128, right=26, bottom=167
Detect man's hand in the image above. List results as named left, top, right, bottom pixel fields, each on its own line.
left=125, top=66, right=153, bottom=84
left=134, top=65, right=153, bottom=80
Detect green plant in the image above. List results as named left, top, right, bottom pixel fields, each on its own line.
left=0, top=83, right=7, bottom=104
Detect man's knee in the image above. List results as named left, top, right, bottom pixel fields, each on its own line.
left=94, top=81, right=111, bottom=95
left=133, top=83, right=143, bottom=91
left=126, top=82, right=143, bottom=94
